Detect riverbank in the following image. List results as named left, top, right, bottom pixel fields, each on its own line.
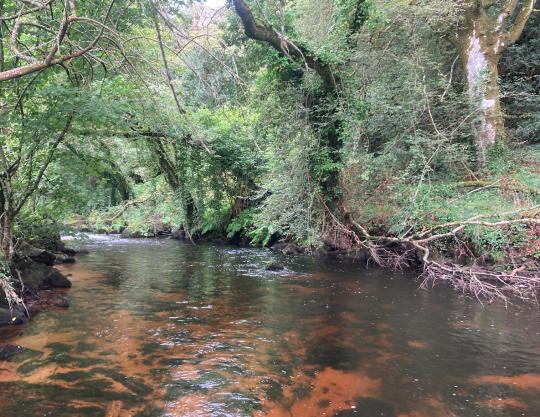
left=0, top=231, right=86, bottom=330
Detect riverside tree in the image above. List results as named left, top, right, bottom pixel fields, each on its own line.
left=0, top=0, right=136, bottom=259
left=446, top=0, right=536, bottom=165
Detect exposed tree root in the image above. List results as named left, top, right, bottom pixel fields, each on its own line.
left=420, top=261, right=540, bottom=306
left=339, top=203, right=540, bottom=305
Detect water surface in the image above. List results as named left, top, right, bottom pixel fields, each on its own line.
left=1, top=237, right=539, bottom=416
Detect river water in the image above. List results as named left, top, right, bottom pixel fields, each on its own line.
left=1, top=237, right=540, bottom=417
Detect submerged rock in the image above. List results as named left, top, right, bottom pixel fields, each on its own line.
left=48, top=296, right=69, bottom=308
left=0, top=344, right=25, bottom=359
left=266, top=261, right=284, bottom=271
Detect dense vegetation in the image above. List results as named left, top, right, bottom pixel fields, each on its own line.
left=1, top=0, right=540, bottom=304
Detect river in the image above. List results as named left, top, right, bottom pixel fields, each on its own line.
left=1, top=237, right=539, bottom=416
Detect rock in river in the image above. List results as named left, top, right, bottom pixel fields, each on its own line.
left=282, top=244, right=301, bottom=255
left=0, top=344, right=25, bottom=359
left=0, top=306, right=28, bottom=326
left=61, top=257, right=76, bottom=264
left=42, top=270, right=72, bottom=288
left=266, top=261, right=284, bottom=271
left=47, top=296, right=69, bottom=308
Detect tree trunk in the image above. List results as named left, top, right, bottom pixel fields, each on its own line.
left=457, top=30, right=505, bottom=165
left=230, top=0, right=372, bottom=215
left=448, top=1, right=536, bottom=167
left=0, top=214, right=14, bottom=260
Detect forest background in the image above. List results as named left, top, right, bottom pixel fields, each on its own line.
left=1, top=0, right=540, bottom=303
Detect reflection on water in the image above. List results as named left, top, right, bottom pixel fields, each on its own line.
left=1, top=237, right=540, bottom=417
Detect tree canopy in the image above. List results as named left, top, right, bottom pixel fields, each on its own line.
left=0, top=0, right=539, bottom=283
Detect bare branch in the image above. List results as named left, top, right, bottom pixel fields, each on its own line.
left=13, top=114, right=73, bottom=216
left=149, top=0, right=211, bottom=154
left=507, top=0, right=536, bottom=44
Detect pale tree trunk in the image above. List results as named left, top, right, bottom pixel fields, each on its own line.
left=448, top=0, right=535, bottom=166
left=0, top=215, right=14, bottom=260
left=0, top=192, right=15, bottom=260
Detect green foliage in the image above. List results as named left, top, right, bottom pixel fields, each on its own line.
left=226, top=209, right=254, bottom=238
left=500, top=12, right=540, bottom=144
left=2, top=0, right=538, bottom=258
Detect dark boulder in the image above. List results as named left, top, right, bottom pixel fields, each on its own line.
left=26, top=247, right=56, bottom=266
left=62, top=248, right=76, bottom=256
left=42, top=270, right=72, bottom=288
left=266, top=261, right=284, bottom=271
left=271, top=242, right=289, bottom=252
left=0, top=306, right=28, bottom=326
left=61, top=257, right=76, bottom=264
left=18, top=262, right=53, bottom=293
left=48, top=296, right=69, bottom=308
left=17, top=259, right=72, bottom=291
left=0, top=344, right=25, bottom=358
left=282, top=243, right=301, bottom=255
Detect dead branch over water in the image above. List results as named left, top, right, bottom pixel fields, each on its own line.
left=342, top=204, right=540, bottom=305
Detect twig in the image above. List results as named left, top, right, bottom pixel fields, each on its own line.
left=448, top=179, right=502, bottom=205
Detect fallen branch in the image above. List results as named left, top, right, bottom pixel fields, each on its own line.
left=456, top=180, right=540, bottom=197
left=15, top=270, right=29, bottom=317
left=344, top=203, right=540, bottom=304
left=105, top=195, right=152, bottom=222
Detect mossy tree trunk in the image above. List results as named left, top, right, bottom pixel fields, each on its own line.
left=448, top=0, right=535, bottom=166
left=231, top=0, right=369, bottom=214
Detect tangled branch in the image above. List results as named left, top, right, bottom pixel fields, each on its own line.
left=343, top=204, right=540, bottom=304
